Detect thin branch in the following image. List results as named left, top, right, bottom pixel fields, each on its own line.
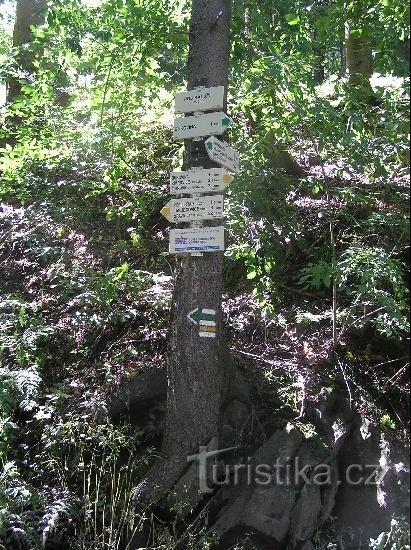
left=382, top=363, right=409, bottom=390
left=344, top=306, right=385, bottom=332
left=338, top=357, right=353, bottom=409
left=370, top=356, right=410, bottom=370
left=229, top=347, right=291, bottom=366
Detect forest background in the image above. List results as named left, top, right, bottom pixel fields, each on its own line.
left=0, top=0, right=409, bottom=548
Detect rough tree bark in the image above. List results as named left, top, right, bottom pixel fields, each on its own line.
left=7, top=0, right=46, bottom=104
left=133, top=0, right=232, bottom=507
left=344, top=3, right=374, bottom=102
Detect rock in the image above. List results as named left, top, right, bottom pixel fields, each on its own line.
left=291, top=484, right=322, bottom=543
left=289, top=437, right=339, bottom=547
left=207, top=425, right=304, bottom=546
left=333, top=418, right=410, bottom=546
left=108, top=365, right=167, bottom=420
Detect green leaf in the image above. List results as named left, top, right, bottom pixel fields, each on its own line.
left=247, top=271, right=257, bottom=280
left=285, top=13, right=300, bottom=25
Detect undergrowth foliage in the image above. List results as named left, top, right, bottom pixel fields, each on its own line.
left=0, top=0, right=409, bottom=547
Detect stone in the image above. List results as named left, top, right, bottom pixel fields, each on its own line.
left=207, top=426, right=304, bottom=545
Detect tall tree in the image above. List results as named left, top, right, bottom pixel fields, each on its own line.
left=344, top=1, right=374, bottom=101
left=7, top=0, right=45, bottom=104
left=134, top=0, right=232, bottom=506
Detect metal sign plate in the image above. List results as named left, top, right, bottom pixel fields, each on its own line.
left=161, top=195, right=224, bottom=223
left=173, top=112, right=232, bottom=140
left=205, top=136, right=239, bottom=174
left=174, top=86, right=224, bottom=114
left=169, top=168, right=233, bottom=195
left=169, top=226, right=225, bottom=253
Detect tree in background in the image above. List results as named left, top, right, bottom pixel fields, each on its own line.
left=7, top=0, right=46, bottom=103
left=344, top=0, right=374, bottom=102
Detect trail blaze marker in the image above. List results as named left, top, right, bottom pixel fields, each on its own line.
left=170, top=168, right=233, bottom=195
left=169, top=226, right=225, bottom=253
left=161, top=195, right=224, bottom=223
left=205, top=136, right=240, bottom=174
left=173, top=112, right=232, bottom=140
left=187, top=308, right=217, bottom=338
left=174, top=86, right=224, bottom=114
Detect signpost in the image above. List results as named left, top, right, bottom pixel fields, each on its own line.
left=170, top=168, right=233, bottom=195
left=205, top=136, right=240, bottom=174
left=169, top=226, right=225, bottom=253
left=174, top=86, right=224, bottom=114
left=173, top=112, right=232, bottom=140
left=187, top=308, right=217, bottom=338
left=162, top=86, right=240, bottom=337
left=161, top=195, right=224, bottom=223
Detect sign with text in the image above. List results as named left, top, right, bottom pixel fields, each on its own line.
left=205, top=136, right=239, bottom=174
left=170, top=168, right=233, bottom=195
left=169, top=226, right=225, bottom=253
left=161, top=195, right=224, bottom=223
left=174, top=86, right=224, bottom=114
left=173, top=112, right=232, bottom=140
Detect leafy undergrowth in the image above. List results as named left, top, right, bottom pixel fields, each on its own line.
left=0, top=148, right=409, bottom=547
left=0, top=189, right=172, bottom=547
left=0, top=87, right=409, bottom=547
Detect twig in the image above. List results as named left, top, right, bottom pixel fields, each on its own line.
left=338, top=357, right=353, bottom=409
left=229, top=347, right=289, bottom=366
left=100, top=49, right=118, bottom=126
left=370, top=356, right=410, bottom=369
left=343, top=306, right=385, bottom=332
left=382, top=363, right=409, bottom=390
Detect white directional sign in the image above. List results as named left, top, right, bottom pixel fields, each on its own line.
left=161, top=195, right=224, bottom=223
left=205, top=136, right=240, bottom=174
left=170, top=168, right=234, bottom=195
left=174, top=86, right=224, bottom=114
left=169, top=226, right=225, bottom=253
left=173, top=112, right=232, bottom=140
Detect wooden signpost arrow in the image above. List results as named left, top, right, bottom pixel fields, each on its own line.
left=161, top=195, right=224, bottom=223
left=170, top=168, right=233, bottom=195
left=205, top=135, right=240, bottom=174
left=173, top=112, right=232, bottom=140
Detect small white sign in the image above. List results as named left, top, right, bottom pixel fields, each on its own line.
left=173, top=112, right=232, bottom=140
left=205, top=136, right=240, bottom=174
left=170, top=168, right=234, bottom=195
left=174, top=86, right=224, bottom=114
left=161, top=195, right=224, bottom=223
left=169, top=226, right=225, bottom=253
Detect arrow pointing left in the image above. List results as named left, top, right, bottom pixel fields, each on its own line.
left=187, top=308, right=216, bottom=325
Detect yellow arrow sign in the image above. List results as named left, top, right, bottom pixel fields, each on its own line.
left=161, top=207, right=171, bottom=219
left=222, top=173, right=234, bottom=186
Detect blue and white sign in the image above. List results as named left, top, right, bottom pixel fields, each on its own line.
left=169, top=226, right=225, bottom=253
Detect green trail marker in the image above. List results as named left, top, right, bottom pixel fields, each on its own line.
left=187, top=308, right=217, bottom=338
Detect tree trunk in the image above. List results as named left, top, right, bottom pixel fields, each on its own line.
left=133, top=0, right=232, bottom=507
left=345, top=16, right=374, bottom=102
left=7, top=0, right=46, bottom=103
